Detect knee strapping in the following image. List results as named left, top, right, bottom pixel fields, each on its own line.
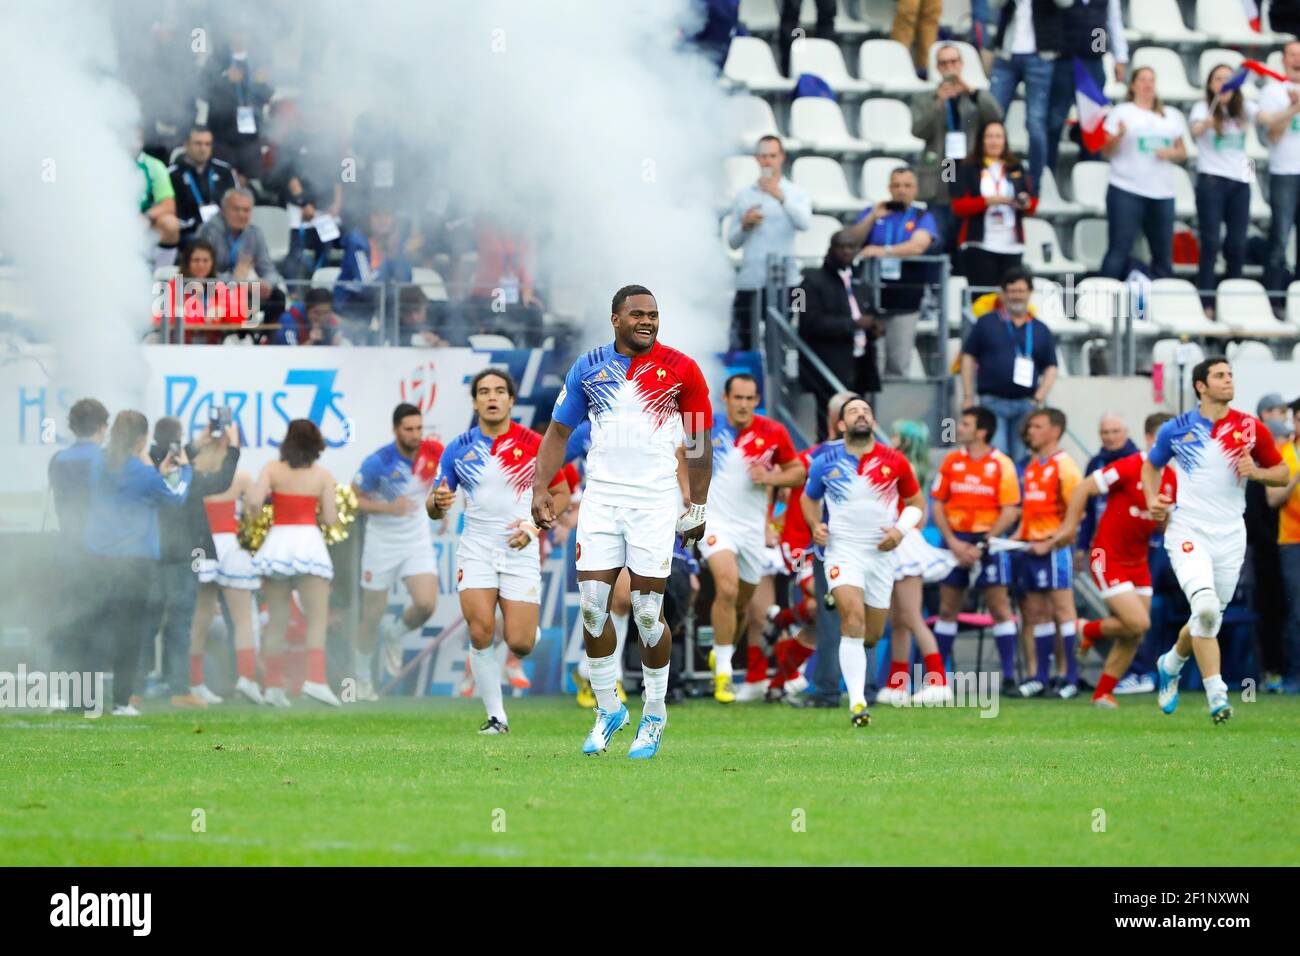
left=1188, top=588, right=1223, bottom=638
left=630, top=589, right=666, bottom=647
left=579, top=579, right=612, bottom=637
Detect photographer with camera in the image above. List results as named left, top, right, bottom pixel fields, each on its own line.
left=950, top=120, right=1038, bottom=289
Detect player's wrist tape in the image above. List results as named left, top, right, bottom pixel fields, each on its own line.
left=677, top=502, right=706, bottom=532
left=895, top=506, right=922, bottom=534
left=519, top=522, right=539, bottom=541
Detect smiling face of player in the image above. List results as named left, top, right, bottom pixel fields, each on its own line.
left=839, top=398, right=875, bottom=447
left=394, top=413, right=423, bottom=456
left=473, top=372, right=515, bottom=434
left=611, top=293, right=659, bottom=355
left=724, top=376, right=760, bottom=429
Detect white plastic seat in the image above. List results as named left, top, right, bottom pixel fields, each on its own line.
left=930, top=274, right=969, bottom=335
left=1196, top=0, right=1285, bottom=45
left=858, top=99, right=924, bottom=154
left=1217, top=278, right=1297, bottom=336
left=1249, top=177, right=1271, bottom=223
left=926, top=40, right=988, bottom=91
left=738, top=0, right=780, bottom=33
left=310, top=266, right=340, bottom=289
left=1102, top=53, right=1128, bottom=102
left=1197, top=48, right=1244, bottom=86
left=1029, top=277, right=1086, bottom=337
left=1130, top=0, right=1208, bottom=45
left=410, top=266, right=448, bottom=302
left=251, top=205, right=290, bottom=263
left=1171, top=166, right=1197, bottom=219
left=791, top=38, right=871, bottom=95
left=1022, top=219, right=1086, bottom=277
left=1130, top=48, right=1202, bottom=103
left=832, top=0, right=871, bottom=35
left=795, top=214, right=844, bottom=264
left=1293, top=341, right=1300, bottom=360
left=724, top=37, right=795, bottom=93
left=1074, top=277, right=1131, bottom=333
left=469, top=334, right=517, bottom=350
left=1072, top=219, right=1108, bottom=273
left=1287, top=280, right=1300, bottom=329
left=791, top=156, right=862, bottom=213
left=729, top=95, right=798, bottom=152
left=859, top=156, right=907, bottom=203
left=790, top=97, right=872, bottom=154
left=858, top=40, right=930, bottom=95
left=1147, top=278, right=1223, bottom=335
left=1152, top=337, right=1206, bottom=369
left=1005, top=99, right=1029, bottom=156
left=857, top=0, right=898, bottom=32
left=724, top=156, right=762, bottom=201
left=1226, top=340, right=1277, bottom=362
left=1269, top=51, right=1284, bottom=76
left=1070, top=162, right=1111, bottom=216
left=1035, top=168, right=1083, bottom=219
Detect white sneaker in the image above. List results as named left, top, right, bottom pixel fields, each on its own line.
left=111, top=704, right=141, bottom=717
left=301, top=680, right=342, bottom=708
left=876, top=685, right=911, bottom=706
left=786, top=673, right=809, bottom=696
left=380, top=618, right=407, bottom=677
left=1114, top=673, right=1156, bottom=695
left=911, top=683, right=955, bottom=706
left=234, top=676, right=264, bottom=705
left=734, top=679, right=769, bottom=702
left=355, top=678, right=379, bottom=702
left=191, top=684, right=224, bottom=705
left=263, top=687, right=292, bottom=709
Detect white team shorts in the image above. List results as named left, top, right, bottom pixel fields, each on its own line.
left=576, top=495, right=677, bottom=579
left=696, top=525, right=766, bottom=585
left=361, top=533, right=437, bottom=592
left=196, top=532, right=260, bottom=590
left=456, top=537, right=542, bottom=604
left=1163, top=517, right=1247, bottom=609
left=823, top=546, right=895, bottom=610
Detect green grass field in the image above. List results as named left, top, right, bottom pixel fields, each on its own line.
left=2, top=694, right=1298, bottom=866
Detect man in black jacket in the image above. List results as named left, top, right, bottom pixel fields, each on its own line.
left=168, top=126, right=239, bottom=246
left=795, top=230, right=880, bottom=440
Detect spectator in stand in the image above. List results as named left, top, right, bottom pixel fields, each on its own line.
left=845, top=166, right=938, bottom=377
left=84, top=410, right=190, bottom=716
left=778, top=0, right=834, bottom=76
left=988, top=0, right=1066, bottom=193
left=201, top=31, right=273, bottom=181
left=1190, top=65, right=1258, bottom=312
left=46, top=398, right=109, bottom=692
left=1259, top=41, right=1300, bottom=293
left=197, top=187, right=282, bottom=297
left=265, top=99, right=345, bottom=280
left=152, top=239, right=249, bottom=345
left=727, top=135, right=812, bottom=351
left=960, top=266, right=1057, bottom=462
left=168, top=126, right=238, bottom=246
left=272, top=288, right=349, bottom=346
left=691, top=0, right=742, bottom=72
left=892, top=0, right=943, bottom=76
left=1099, top=67, right=1187, bottom=281
left=1269, top=397, right=1300, bottom=694
left=1260, top=393, right=1295, bottom=441
left=461, top=218, right=546, bottom=345
left=951, top=120, right=1038, bottom=288
left=1047, top=0, right=1128, bottom=172
left=138, top=139, right=180, bottom=270
left=334, top=202, right=414, bottom=331
left=397, top=285, right=454, bottom=348
left=912, top=44, right=1003, bottom=255
left=1076, top=412, right=1138, bottom=572
left=795, top=230, right=880, bottom=439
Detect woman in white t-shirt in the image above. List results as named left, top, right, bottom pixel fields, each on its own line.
left=1190, top=64, right=1259, bottom=312
left=1099, top=67, right=1188, bottom=280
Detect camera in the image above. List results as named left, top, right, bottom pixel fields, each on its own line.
left=209, top=405, right=232, bottom=434
left=168, top=441, right=182, bottom=459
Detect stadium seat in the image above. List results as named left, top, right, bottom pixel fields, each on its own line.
left=1151, top=338, right=1206, bottom=393
left=1035, top=168, right=1083, bottom=219
left=1005, top=99, right=1028, bottom=156
left=858, top=40, right=930, bottom=95
left=1197, top=48, right=1244, bottom=86
left=738, top=0, right=780, bottom=33
left=1130, top=0, right=1208, bottom=45
left=795, top=213, right=843, bottom=264
left=724, top=37, right=795, bottom=93
left=925, top=40, right=989, bottom=91
left=1130, top=48, right=1201, bottom=103
left=411, top=267, right=448, bottom=302
left=1293, top=341, right=1300, bottom=360
left=1075, top=277, right=1136, bottom=334
left=831, top=0, right=871, bottom=36
left=1196, top=0, right=1286, bottom=45
left=469, top=334, right=516, bottom=350
left=1102, top=53, right=1129, bottom=102
left=791, top=39, right=871, bottom=95
left=1287, top=280, right=1300, bottom=328
left=1269, top=51, right=1284, bottom=76
left=1171, top=166, right=1197, bottom=219
left=1055, top=347, right=1071, bottom=376
left=857, top=0, right=898, bottom=32
left=1226, top=339, right=1276, bottom=362
left=1022, top=218, right=1085, bottom=277
left=1147, top=278, right=1223, bottom=336
left=1217, top=278, right=1297, bottom=337
left=790, top=97, right=871, bottom=154
left=252, top=205, right=290, bottom=263
left=310, top=266, right=340, bottom=289
left=1071, top=218, right=1108, bottom=272
left=931, top=274, right=969, bottom=336
left=724, top=155, right=762, bottom=201
left=792, top=156, right=863, bottom=213
left=729, top=95, right=799, bottom=152
left=1249, top=177, right=1270, bottom=223
left=906, top=346, right=927, bottom=379
left=858, top=99, right=924, bottom=154
left=1070, top=162, right=1110, bottom=217
left=859, top=156, right=907, bottom=203
left=1029, top=277, right=1079, bottom=336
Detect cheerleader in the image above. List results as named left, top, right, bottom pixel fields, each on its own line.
left=249, top=419, right=340, bottom=707
left=879, top=420, right=957, bottom=706
left=188, top=422, right=263, bottom=704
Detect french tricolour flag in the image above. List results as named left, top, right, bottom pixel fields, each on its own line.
left=1220, top=59, right=1288, bottom=94
left=1074, top=58, right=1109, bottom=154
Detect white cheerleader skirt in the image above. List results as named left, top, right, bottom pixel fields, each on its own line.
left=198, top=532, right=261, bottom=590
left=252, top=524, right=334, bottom=580
left=891, top=529, right=957, bottom=583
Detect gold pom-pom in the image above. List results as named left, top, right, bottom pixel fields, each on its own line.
left=237, top=504, right=274, bottom=552
left=322, top=483, right=357, bottom=545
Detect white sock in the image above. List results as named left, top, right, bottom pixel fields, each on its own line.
left=1203, top=674, right=1228, bottom=700
left=611, top=611, right=629, bottom=680
left=1163, top=648, right=1190, bottom=675
left=713, top=643, right=735, bottom=677
left=933, top=619, right=958, bottom=638
left=354, top=649, right=372, bottom=681
left=839, top=636, right=868, bottom=709
left=469, top=646, right=506, bottom=723
left=588, top=652, right=620, bottom=711
left=641, top=663, right=670, bottom=720
left=577, top=654, right=591, bottom=680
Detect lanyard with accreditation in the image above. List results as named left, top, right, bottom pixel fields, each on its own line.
left=1001, top=308, right=1036, bottom=389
